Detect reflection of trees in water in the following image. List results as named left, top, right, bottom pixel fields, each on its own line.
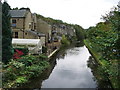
left=21, top=43, right=85, bottom=88
left=87, top=56, right=113, bottom=89
left=56, top=43, right=84, bottom=59
left=75, top=41, right=84, bottom=47
left=57, top=51, right=66, bottom=60
left=67, top=48, right=81, bottom=56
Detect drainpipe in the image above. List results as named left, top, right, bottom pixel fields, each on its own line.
left=23, top=17, right=25, bottom=38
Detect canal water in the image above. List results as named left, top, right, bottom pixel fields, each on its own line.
left=23, top=45, right=113, bottom=88
left=42, top=46, right=97, bottom=88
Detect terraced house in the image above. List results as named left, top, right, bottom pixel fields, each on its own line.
left=9, top=8, right=38, bottom=39
left=9, top=8, right=46, bottom=54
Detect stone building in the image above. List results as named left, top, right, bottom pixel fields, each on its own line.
left=37, top=19, right=52, bottom=44
left=9, top=9, right=37, bottom=39
left=10, top=9, right=46, bottom=53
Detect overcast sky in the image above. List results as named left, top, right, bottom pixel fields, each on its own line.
left=7, top=0, right=119, bottom=29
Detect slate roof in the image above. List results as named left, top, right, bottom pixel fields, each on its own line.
left=9, top=10, right=27, bottom=18
left=27, top=30, right=46, bottom=37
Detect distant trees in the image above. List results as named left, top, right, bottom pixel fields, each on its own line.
left=2, top=1, right=13, bottom=64
left=102, top=7, right=120, bottom=58
left=85, top=4, right=120, bottom=88
left=19, top=7, right=30, bottom=11
left=36, top=14, right=64, bottom=25
left=86, top=4, right=120, bottom=60
left=61, top=35, right=70, bottom=46
left=73, top=24, right=85, bottom=41
left=13, top=7, right=19, bottom=10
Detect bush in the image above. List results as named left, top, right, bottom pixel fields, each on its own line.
left=3, top=54, right=50, bottom=88
left=61, top=35, right=70, bottom=46
left=17, top=55, right=37, bottom=66
left=14, top=48, right=29, bottom=55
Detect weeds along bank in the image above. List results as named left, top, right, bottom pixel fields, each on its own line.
left=2, top=54, right=50, bottom=88
left=84, top=39, right=119, bottom=88
left=84, top=5, right=120, bottom=88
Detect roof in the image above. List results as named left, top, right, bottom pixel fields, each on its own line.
left=12, top=38, right=40, bottom=45
left=9, top=10, right=27, bottom=18
left=27, top=30, right=46, bottom=37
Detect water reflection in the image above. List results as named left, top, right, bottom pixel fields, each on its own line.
left=22, top=44, right=112, bottom=89
left=87, top=56, right=113, bottom=89
left=41, top=46, right=97, bottom=88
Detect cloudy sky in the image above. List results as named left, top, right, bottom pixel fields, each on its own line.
left=7, top=0, right=119, bottom=29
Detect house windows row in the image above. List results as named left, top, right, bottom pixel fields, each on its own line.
left=13, top=32, right=28, bottom=38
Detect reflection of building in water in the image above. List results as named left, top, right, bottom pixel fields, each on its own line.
left=87, top=56, right=113, bottom=89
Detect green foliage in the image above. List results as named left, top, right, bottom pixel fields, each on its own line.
left=61, top=35, right=70, bottom=46
left=15, top=76, right=28, bottom=85
left=3, top=55, right=50, bottom=88
left=17, top=55, right=38, bottom=66
left=36, top=14, right=65, bottom=25
left=73, top=24, right=85, bottom=41
left=85, top=4, right=120, bottom=88
left=14, top=48, right=29, bottom=55
left=39, top=54, right=48, bottom=60
left=2, top=2, right=13, bottom=64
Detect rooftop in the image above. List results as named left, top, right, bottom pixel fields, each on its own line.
left=9, top=10, right=27, bottom=18
left=12, top=38, right=41, bottom=45
left=27, top=30, right=46, bottom=37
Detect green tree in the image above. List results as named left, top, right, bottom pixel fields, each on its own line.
left=2, top=1, right=13, bottom=64
left=74, top=25, right=85, bottom=41
left=61, top=35, right=70, bottom=46
left=101, top=6, right=120, bottom=59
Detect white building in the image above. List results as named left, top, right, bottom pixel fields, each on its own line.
left=12, top=38, right=42, bottom=54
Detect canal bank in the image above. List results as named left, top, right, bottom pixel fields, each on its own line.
left=48, top=49, right=59, bottom=59
left=84, top=39, right=118, bottom=89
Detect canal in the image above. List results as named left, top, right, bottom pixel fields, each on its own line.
left=23, top=44, right=113, bottom=89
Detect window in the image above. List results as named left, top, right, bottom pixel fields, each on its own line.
left=12, top=23, right=16, bottom=27
left=12, top=19, right=16, bottom=23
left=15, top=32, right=18, bottom=38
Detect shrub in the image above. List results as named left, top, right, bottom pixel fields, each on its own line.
left=14, top=48, right=29, bottom=55
left=61, top=35, right=70, bottom=46
left=17, top=55, right=37, bottom=66
left=13, top=49, right=24, bottom=59
left=3, top=54, right=50, bottom=88
left=15, top=76, right=28, bottom=85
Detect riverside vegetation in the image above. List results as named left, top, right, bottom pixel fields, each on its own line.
left=84, top=5, right=120, bottom=88
left=2, top=54, right=49, bottom=88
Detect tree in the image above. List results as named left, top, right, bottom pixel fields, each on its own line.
left=74, top=25, right=85, bottom=41
left=61, top=35, right=70, bottom=46
left=101, top=5, right=120, bottom=59
left=2, top=1, right=13, bottom=64
left=13, top=7, right=19, bottom=10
